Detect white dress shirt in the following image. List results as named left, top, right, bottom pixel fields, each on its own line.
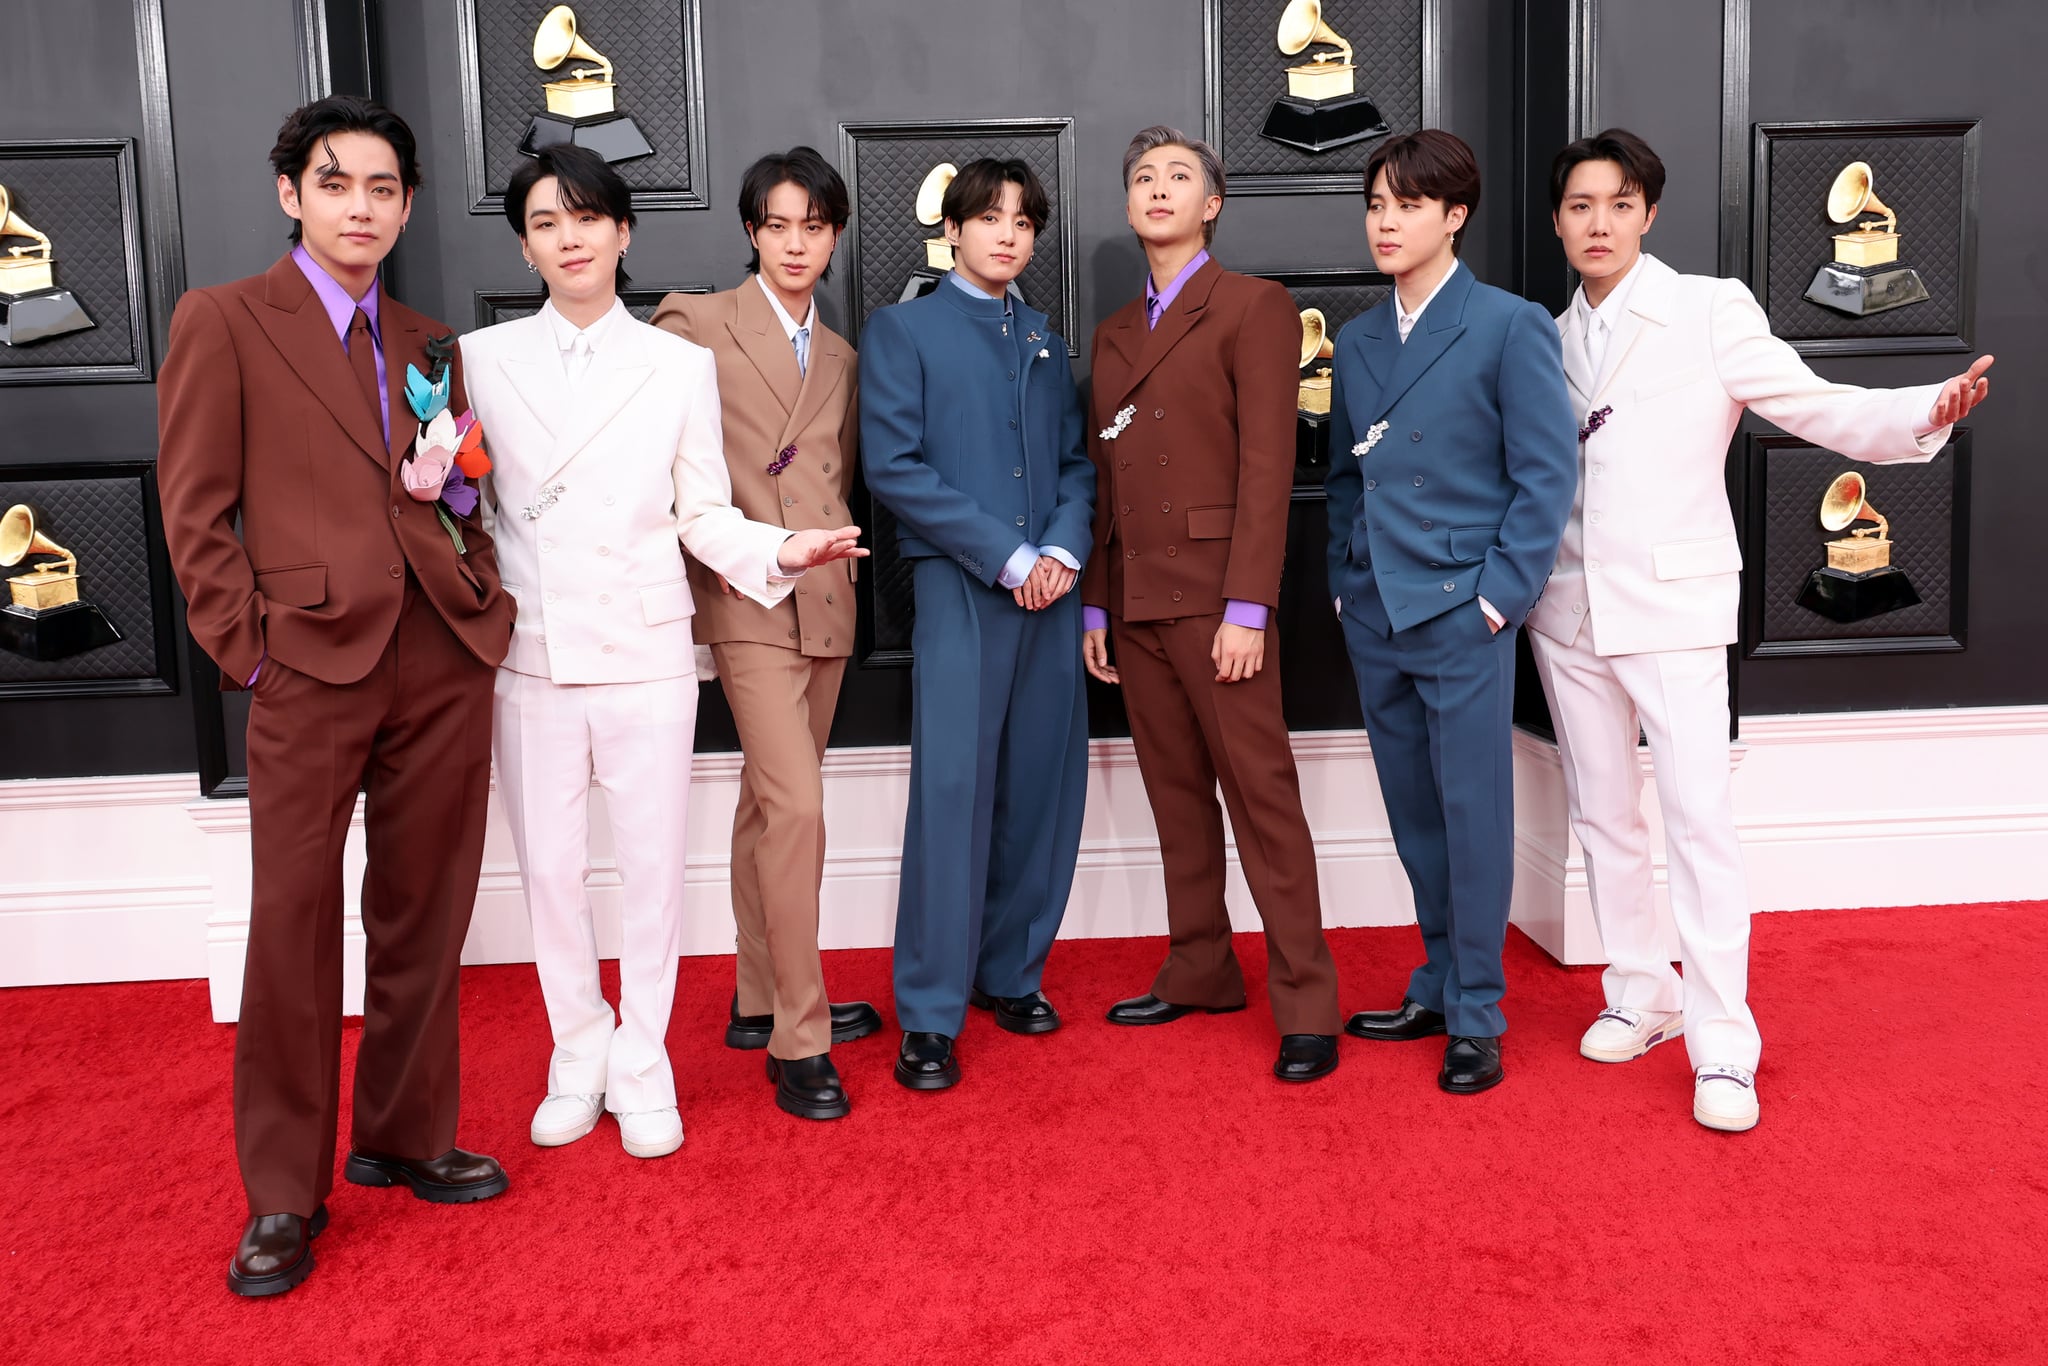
left=1395, top=258, right=1462, bottom=343
left=1571, top=252, right=1647, bottom=382
left=754, top=272, right=815, bottom=375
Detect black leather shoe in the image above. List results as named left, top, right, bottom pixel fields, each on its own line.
left=1274, top=1033, right=1340, bottom=1082
left=1105, top=992, right=1247, bottom=1026
left=1439, top=1035, right=1505, bottom=1094
left=767, top=1052, right=852, bottom=1120
left=226, top=1202, right=327, bottom=1298
left=344, top=1147, right=508, bottom=1203
left=894, top=1032, right=960, bottom=1090
left=968, top=987, right=1061, bottom=1035
left=725, top=995, right=884, bottom=1050
left=1345, top=997, right=1448, bottom=1041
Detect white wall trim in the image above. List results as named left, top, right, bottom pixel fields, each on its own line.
left=4, top=705, right=2045, bottom=1016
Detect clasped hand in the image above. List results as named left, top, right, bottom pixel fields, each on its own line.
left=1014, top=555, right=1076, bottom=611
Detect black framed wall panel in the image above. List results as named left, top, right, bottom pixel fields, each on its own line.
left=0, top=140, right=150, bottom=385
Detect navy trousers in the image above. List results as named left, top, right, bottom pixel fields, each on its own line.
left=892, top=558, right=1089, bottom=1036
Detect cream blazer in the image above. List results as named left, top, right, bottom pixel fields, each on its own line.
left=1528, top=254, right=1947, bottom=657
left=461, top=303, right=792, bottom=685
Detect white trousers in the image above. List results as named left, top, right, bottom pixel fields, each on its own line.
left=1528, top=617, right=1762, bottom=1071
left=492, top=667, right=698, bottom=1113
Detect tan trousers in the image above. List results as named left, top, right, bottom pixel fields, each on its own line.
left=710, top=641, right=848, bottom=1059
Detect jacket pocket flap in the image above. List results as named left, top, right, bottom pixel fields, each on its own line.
left=1652, top=534, right=1743, bottom=580
left=1186, top=506, right=1235, bottom=539
left=1448, top=525, right=1502, bottom=561
left=1635, top=364, right=1708, bottom=402
left=640, top=578, right=695, bottom=625
left=255, top=563, right=327, bottom=608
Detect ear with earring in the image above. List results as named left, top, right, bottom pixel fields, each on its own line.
left=525, top=260, right=537, bottom=273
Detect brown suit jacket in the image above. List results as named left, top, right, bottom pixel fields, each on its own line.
left=158, top=255, right=512, bottom=686
left=1082, top=260, right=1299, bottom=623
left=651, top=280, right=859, bottom=657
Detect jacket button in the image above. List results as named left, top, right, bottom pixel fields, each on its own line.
left=1591, top=512, right=1603, bottom=524
left=1365, top=479, right=1377, bottom=490
left=1015, top=516, right=1026, bottom=526
left=1443, top=582, right=1455, bottom=591
left=1158, top=454, right=1168, bottom=465
left=388, top=565, right=402, bottom=578
left=601, top=642, right=615, bottom=654
left=784, top=496, right=795, bottom=506
left=597, top=546, right=610, bottom=557
left=1413, top=475, right=1425, bottom=487
left=822, top=463, right=832, bottom=473
left=545, top=591, right=559, bottom=604
left=1171, top=590, right=1183, bottom=602
left=1118, top=460, right=1129, bottom=470
left=789, top=629, right=800, bottom=640
left=597, top=593, right=611, bottom=604
left=604, top=495, right=616, bottom=506
left=1411, top=430, right=1423, bottom=441
left=1125, top=549, right=1137, bottom=559
left=1421, top=520, right=1432, bottom=530
left=823, top=503, right=834, bottom=515
left=1573, top=603, right=1584, bottom=614
left=1008, top=370, right=1017, bottom=380
left=825, top=593, right=835, bottom=605
left=1593, top=463, right=1606, bottom=476
left=1589, top=560, right=1602, bottom=572
left=1154, top=409, right=1165, bottom=419
left=1160, top=502, right=1171, bottom=513
left=540, top=540, right=554, bottom=553
left=1008, top=418, right=1018, bottom=429
left=1429, top=561, right=1441, bottom=568
left=390, top=504, right=401, bottom=518
left=1121, top=505, right=1132, bottom=516
left=824, top=636, right=832, bottom=646
left=1014, top=467, right=1023, bottom=477
left=1165, top=546, right=1177, bottom=557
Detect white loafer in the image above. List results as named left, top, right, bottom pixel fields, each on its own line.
left=1694, top=1064, right=1760, bottom=1132
left=617, top=1107, right=684, bottom=1158
left=530, top=1092, right=605, bottom=1147
left=1579, top=1007, right=1684, bottom=1063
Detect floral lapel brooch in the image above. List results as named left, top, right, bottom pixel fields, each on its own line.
left=401, top=334, right=492, bottom=554
left=1099, top=405, right=1136, bottom=442
left=1579, top=405, right=1613, bottom=444
left=1352, top=420, right=1390, bottom=459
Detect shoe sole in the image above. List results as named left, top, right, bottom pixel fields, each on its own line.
left=225, top=1205, right=326, bottom=1298
left=1580, top=1019, right=1683, bottom=1063
left=968, top=990, right=1060, bottom=1035
left=343, top=1154, right=510, bottom=1203
left=1107, top=1003, right=1247, bottom=1027
left=1439, top=1070, right=1506, bottom=1095
left=1273, top=1056, right=1340, bottom=1083
left=894, top=1058, right=961, bottom=1091
left=1695, top=1103, right=1760, bottom=1132
left=529, top=1113, right=601, bottom=1147
left=621, top=1131, right=685, bottom=1158
left=1344, top=1022, right=1448, bottom=1042
left=725, top=1017, right=882, bottom=1050
left=767, top=1057, right=852, bottom=1121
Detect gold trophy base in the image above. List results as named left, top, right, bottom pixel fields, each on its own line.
left=1298, top=369, right=1333, bottom=416
left=1825, top=535, right=1891, bottom=573
left=543, top=78, right=617, bottom=119
left=9, top=569, right=79, bottom=610
left=0, top=256, right=56, bottom=294
left=1286, top=61, right=1357, bottom=101
left=1831, top=229, right=1900, bottom=268
left=923, top=239, right=955, bottom=271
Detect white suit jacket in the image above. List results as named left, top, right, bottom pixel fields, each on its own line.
left=1527, top=254, right=1949, bottom=657
left=462, top=302, right=793, bottom=685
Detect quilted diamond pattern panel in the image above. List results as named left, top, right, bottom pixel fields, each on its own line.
left=844, top=125, right=1073, bottom=345
left=1254, top=273, right=1393, bottom=339
left=471, top=0, right=701, bottom=205
left=1210, top=0, right=1424, bottom=183
left=0, top=473, right=160, bottom=685
left=864, top=499, right=916, bottom=657
left=1760, top=129, right=1968, bottom=344
left=1757, top=443, right=1957, bottom=643
left=0, top=153, right=137, bottom=371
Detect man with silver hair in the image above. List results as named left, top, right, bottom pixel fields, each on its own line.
left=1081, top=125, right=1342, bottom=1081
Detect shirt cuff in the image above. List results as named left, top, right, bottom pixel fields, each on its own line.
left=1083, top=606, right=1109, bottom=633
left=1221, top=599, right=1269, bottom=630
left=1477, top=596, right=1505, bottom=630
left=1913, top=416, right=1955, bottom=452
left=996, top=542, right=1039, bottom=589
left=768, top=539, right=806, bottom=583
left=1041, top=545, right=1080, bottom=572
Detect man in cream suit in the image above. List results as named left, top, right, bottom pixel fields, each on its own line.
left=463, top=146, right=865, bottom=1158
left=652, top=147, right=881, bottom=1122
left=1533, top=129, right=1994, bottom=1131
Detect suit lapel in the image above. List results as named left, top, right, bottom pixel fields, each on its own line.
left=779, top=326, right=848, bottom=453
left=247, top=257, right=390, bottom=469
left=381, top=304, right=427, bottom=469
left=731, top=279, right=803, bottom=418
left=1559, top=306, right=1596, bottom=402
left=1370, top=264, right=1471, bottom=421
left=538, top=312, right=655, bottom=484
left=497, top=314, right=568, bottom=442
left=1591, top=254, right=1672, bottom=401
left=1112, top=257, right=1220, bottom=405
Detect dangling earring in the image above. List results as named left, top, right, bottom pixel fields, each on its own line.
left=526, top=260, right=537, bottom=273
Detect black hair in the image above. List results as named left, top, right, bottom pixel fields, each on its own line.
left=942, top=158, right=1051, bottom=234
left=737, top=146, right=850, bottom=278
left=270, top=95, right=422, bottom=245
left=1549, top=127, right=1667, bottom=212
left=503, top=144, right=637, bottom=293
left=1364, top=130, right=1481, bottom=256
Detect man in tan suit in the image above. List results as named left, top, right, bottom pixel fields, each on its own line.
left=652, top=147, right=879, bottom=1120
left=1082, top=127, right=1342, bottom=1082
left=157, top=97, right=514, bottom=1297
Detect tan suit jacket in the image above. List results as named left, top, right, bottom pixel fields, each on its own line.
left=651, top=281, right=859, bottom=657
left=1082, top=260, right=1299, bottom=623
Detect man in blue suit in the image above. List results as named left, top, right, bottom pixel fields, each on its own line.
left=1326, top=130, right=1577, bottom=1094
left=860, top=158, right=1096, bottom=1091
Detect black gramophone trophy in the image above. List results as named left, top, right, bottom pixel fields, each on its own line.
left=1796, top=471, right=1921, bottom=622
left=0, top=504, right=122, bottom=660
left=519, top=5, right=655, bottom=165
left=1803, top=161, right=1930, bottom=317
left=1259, top=0, right=1390, bottom=154
left=0, top=184, right=95, bottom=347
left=1294, top=307, right=1335, bottom=480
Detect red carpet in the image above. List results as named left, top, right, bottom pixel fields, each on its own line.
left=2, top=904, right=2044, bottom=1364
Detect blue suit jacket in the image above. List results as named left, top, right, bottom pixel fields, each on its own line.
left=860, top=280, right=1095, bottom=586
left=1324, top=264, right=1576, bottom=634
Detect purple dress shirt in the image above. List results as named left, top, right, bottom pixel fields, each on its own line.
left=1086, top=251, right=1267, bottom=634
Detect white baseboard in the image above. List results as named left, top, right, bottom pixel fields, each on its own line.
left=4, top=705, right=2045, bottom=1018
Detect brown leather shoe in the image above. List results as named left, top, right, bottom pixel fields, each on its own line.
left=226, top=1202, right=327, bottom=1298
left=344, top=1147, right=508, bottom=1203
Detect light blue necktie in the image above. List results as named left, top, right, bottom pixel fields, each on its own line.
left=793, top=325, right=810, bottom=377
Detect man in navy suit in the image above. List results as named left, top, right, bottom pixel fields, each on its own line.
left=1325, top=130, right=1577, bottom=1094
left=859, top=158, right=1096, bottom=1091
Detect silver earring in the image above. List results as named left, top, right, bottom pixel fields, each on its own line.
left=620, top=246, right=628, bottom=258
left=526, top=261, right=537, bottom=273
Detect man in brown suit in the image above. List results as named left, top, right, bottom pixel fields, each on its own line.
left=156, top=98, right=514, bottom=1298
left=651, top=147, right=880, bottom=1121
left=1082, top=126, right=1341, bottom=1081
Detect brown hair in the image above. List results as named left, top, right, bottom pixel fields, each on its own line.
left=941, top=158, right=1051, bottom=233
left=1364, top=130, right=1481, bottom=255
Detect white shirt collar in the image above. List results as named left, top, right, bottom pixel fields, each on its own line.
left=753, top=271, right=816, bottom=342
left=539, top=296, right=626, bottom=358
left=1395, top=259, right=1460, bottom=341
left=1574, top=251, right=1647, bottom=337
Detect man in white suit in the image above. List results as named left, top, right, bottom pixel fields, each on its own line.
left=1532, top=129, right=1993, bottom=1132
left=462, top=146, right=865, bottom=1158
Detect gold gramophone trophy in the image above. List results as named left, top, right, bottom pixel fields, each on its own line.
left=1297, top=308, right=1335, bottom=414
left=0, top=504, right=122, bottom=660
left=0, top=185, right=96, bottom=347
left=897, top=163, right=958, bottom=303
left=1259, top=0, right=1389, bottom=154
left=1802, top=161, right=1930, bottom=317
left=1795, top=470, right=1921, bottom=622
left=518, top=5, right=655, bottom=165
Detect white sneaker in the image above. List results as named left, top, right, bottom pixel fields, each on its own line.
left=1694, top=1065, right=1760, bottom=1132
left=617, top=1107, right=684, bottom=1158
left=1579, top=1007, right=1684, bottom=1063
left=530, top=1093, right=604, bottom=1147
